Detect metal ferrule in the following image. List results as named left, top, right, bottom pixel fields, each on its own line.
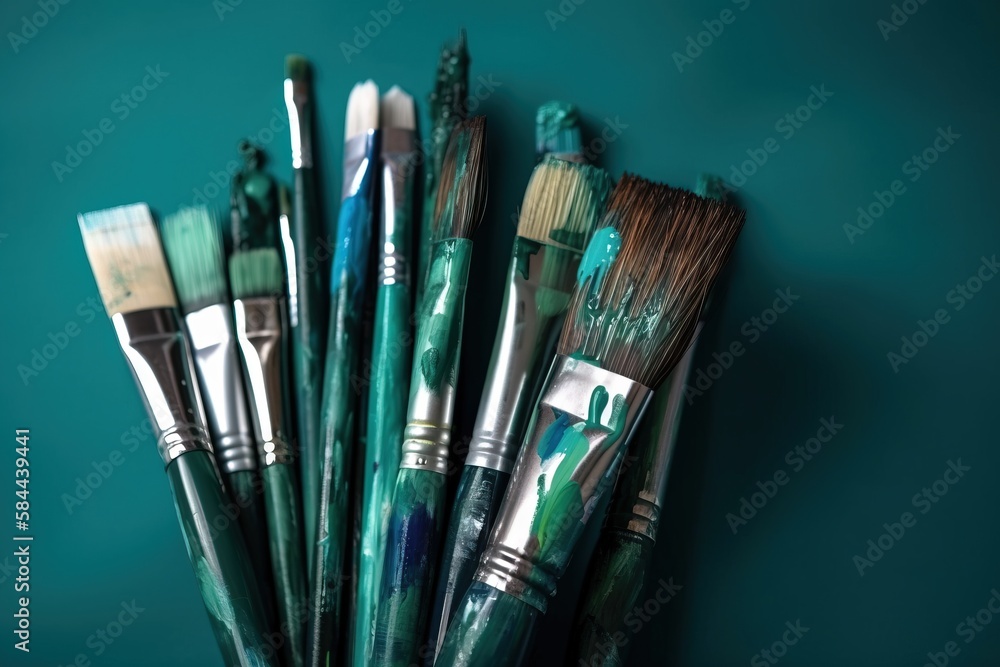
left=111, top=308, right=214, bottom=467
left=284, top=79, right=312, bottom=169
left=342, top=130, right=378, bottom=203
left=184, top=304, right=257, bottom=475
left=233, top=297, right=293, bottom=467
left=607, top=325, right=702, bottom=539
left=379, top=127, right=416, bottom=287
left=476, top=356, right=651, bottom=611
left=465, top=241, right=575, bottom=473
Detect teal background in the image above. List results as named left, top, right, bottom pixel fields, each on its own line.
left=1, top=0, right=998, bottom=665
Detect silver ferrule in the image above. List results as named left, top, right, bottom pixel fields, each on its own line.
left=111, top=308, right=214, bottom=467
left=465, top=242, right=573, bottom=473
left=284, top=79, right=312, bottom=169
left=379, top=128, right=416, bottom=287
left=476, top=356, right=651, bottom=611
left=184, top=304, right=257, bottom=475
left=342, top=130, right=378, bottom=202
left=400, top=375, right=455, bottom=475
left=233, top=297, right=293, bottom=466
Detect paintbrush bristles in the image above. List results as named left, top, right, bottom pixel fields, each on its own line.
left=381, top=86, right=416, bottom=131
left=229, top=248, right=283, bottom=300
left=558, top=175, right=745, bottom=387
left=285, top=54, right=310, bottom=82
left=535, top=101, right=583, bottom=158
left=161, top=207, right=227, bottom=312
left=433, top=116, right=488, bottom=241
left=78, top=204, right=177, bottom=316
left=346, top=80, right=380, bottom=140
left=517, top=156, right=612, bottom=252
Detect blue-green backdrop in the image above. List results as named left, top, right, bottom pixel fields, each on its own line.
left=1, top=0, right=998, bottom=665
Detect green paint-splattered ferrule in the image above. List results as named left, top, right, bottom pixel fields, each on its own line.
left=476, top=356, right=651, bottom=612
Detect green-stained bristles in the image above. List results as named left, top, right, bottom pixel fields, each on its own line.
left=285, top=54, right=310, bottom=82
left=535, top=101, right=582, bottom=160
left=517, top=156, right=612, bottom=252
left=433, top=116, right=488, bottom=241
left=558, top=175, right=746, bottom=387
left=695, top=173, right=727, bottom=201
left=429, top=30, right=469, bottom=131
left=161, top=207, right=227, bottom=312
left=229, top=248, right=283, bottom=300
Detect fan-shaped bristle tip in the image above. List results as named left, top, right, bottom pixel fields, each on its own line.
left=381, top=86, right=416, bottom=131
left=346, top=80, right=380, bottom=138
left=285, top=54, right=310, bottom=81
left=517, top=157, right=612, bottom=252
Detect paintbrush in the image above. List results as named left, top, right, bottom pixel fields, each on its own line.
left=306, top=80, right=380, bottom=667
left=564, top=173, right=728, bottom=667
left=415, top=30, right=469, bottom=309
left=78, top=204, right=275, bottom=667
left=435, top=175, right=746, bottom=666
left=425, top=156, right=612, bottom=662
left=160, top=206, right=274, bottom=622
left=230, top=246, right=307, bottom=667
left=352, top=85, right=418, bottom=667
left=371, top=116, right=488, bottom=667
left=535, top=101, right=584, bottom=163
left=284, top=55, right=328, bottom=568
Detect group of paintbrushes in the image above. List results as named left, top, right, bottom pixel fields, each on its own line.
left=76, top=31, right=745, bottom=667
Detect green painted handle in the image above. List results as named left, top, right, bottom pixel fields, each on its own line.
left=354, top=281, right=412, bottom=667
left=290, top=166, right=327, bottom=573
left=372, top=467, right=447, bottom=667
left=226, top=469, right=277, bottom=628
left=435, top=582, right=539, bottom=667
left=262, top=464, right=308, bottom=667
left=565, top=528, right=655, bottom=667
left=427, top=465, right=510, bottom=663
left=165, top=451, right=277, bottom=667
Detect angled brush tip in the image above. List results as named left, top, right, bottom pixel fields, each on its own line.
left=381, top=86, right=416, bottom=131
left=517, top=156, right=612, bottom=252
left=161, top=207, right=227, bottom=311
left=433, top=115, right=488, bottom=241
left=346, top=80, right=380, bottom=139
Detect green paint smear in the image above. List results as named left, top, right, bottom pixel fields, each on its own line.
left=577, top=227, right=620, bottom=292
left=196, top=557, right=237, bottom=629
left=435, top=582, right=539, bottom=667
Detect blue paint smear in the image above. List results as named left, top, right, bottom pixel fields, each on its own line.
left=577, top=226, right=620, bottom=292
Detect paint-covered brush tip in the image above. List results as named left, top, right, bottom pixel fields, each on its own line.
left=161, top=207, right=227, bottom=312
left=695, top=173, right=727, bottom=201
left=517, top=156, right=611, bottom=252
left=434, top=116, right=488, bottom=241
left=229, top=248, right=283, bottom=300
left=381, top=86, right=416, bottom=131
left=285, top=54, right=311, bottom=81
left=559, top=175, right=745, bottom=387
left=346, top=80, right=380, bottom=139
left=536, top=101, right=583, bottom=159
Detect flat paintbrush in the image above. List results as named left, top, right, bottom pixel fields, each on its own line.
left=78, top=204, right=275, bottom=667
left=371, top=116, right=488, bottom=667
left=306, top=80, right=380, bottom=667
left=435, top=175, right=746, bottom=666
left=563, top=173, right=728, bottom=667
left=426, top=156, right=612, bottom=662
left=353, top=85, right=418, bottom=667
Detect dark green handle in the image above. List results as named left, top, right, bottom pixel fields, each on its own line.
left=564, top=527, right=655, bottom=667
left=372, top=467, right=447, bottom=667
left=290, top=165, right=327, bottom=572
left=225, top=468, right=277, bottom=630
left=435, top=582, right=539, bottom=667
left=165, top=451, right=277, bottom=667
left=262, top=463, right=308, bottom=667
left=426, top=465, right=510, bottom=663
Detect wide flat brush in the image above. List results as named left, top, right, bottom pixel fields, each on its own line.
left=284, top=55, right=328, bottom=566
left=435, top=176, right=746, bottom=666
left=371, top=116, right=488, bottom=667
left=78, top=204, right=275, bottom=667
left=353, top=86, right=418, bottom=667
left=425, top=156, right=612, bottom=662
left=306, top=80, right=380, bottom=667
